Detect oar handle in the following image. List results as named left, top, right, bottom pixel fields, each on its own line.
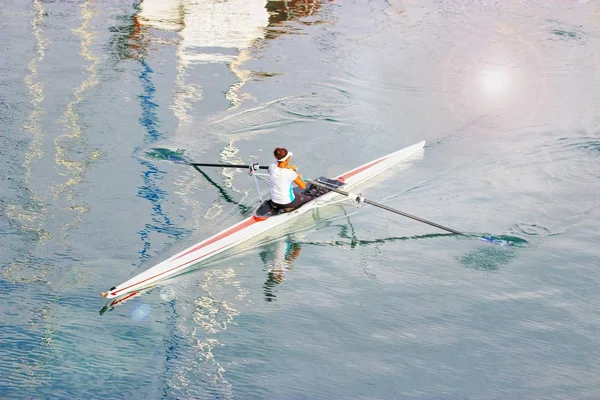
left=188, top=162, right=269, bottom=170
left=306, top=179, right=464, bottom=236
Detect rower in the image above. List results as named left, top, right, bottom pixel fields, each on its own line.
left=268, top=147, right=312, bottom=211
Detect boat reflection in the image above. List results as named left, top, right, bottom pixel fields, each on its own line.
left=260, top=236, right=302, bottom=302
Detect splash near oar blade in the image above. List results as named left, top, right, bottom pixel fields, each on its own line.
left=479, top=235, right=510, bottom=245
left=146, top=148, right=188, bottom=162
left=478, top=234, right=528, bottom=247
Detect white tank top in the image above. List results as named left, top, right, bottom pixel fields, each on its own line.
left=268, top=163, right=298, bottom=204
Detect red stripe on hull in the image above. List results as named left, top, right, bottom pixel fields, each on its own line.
left=174, top=216, right=262, bottom=260
left=336, top=157, right=388, bottom=182
left=110, top=291, right=139, bottom=307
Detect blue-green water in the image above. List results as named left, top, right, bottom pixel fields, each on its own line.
left=2, top=1, right=600, bottom=399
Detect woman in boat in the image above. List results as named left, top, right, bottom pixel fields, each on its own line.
left=268, top=147, right=312, bottom=210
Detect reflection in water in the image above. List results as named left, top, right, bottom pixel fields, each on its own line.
left=4, top=0, right=100, bottom=390
left=107, top=11, right=148, bottom=62
left=135, top=109, right=189, bottom=260
left=134, top=0, right=334, bottom=115
left=53, top=0, right=101, bottom=243
left=101, top=269, right=247, bottom=398
left=4, top=0, right=49, bottom=280
left=203, top=0, right=341, bottom=159
left=138, top=0, right=269, bottom=110
left=166, top=268, right=246, bottom=399
left=261, top=236, right=302, bottom=301
left=108, top=8, right=189, bottom=261
left=265, top=0, right=331, bottom=39
left=3, top=0, right=50, bottom=390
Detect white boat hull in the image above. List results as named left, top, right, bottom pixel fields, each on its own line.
left=103, top=141, right=425, bottom=298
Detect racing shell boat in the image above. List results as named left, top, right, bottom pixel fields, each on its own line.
left=101, top=141, right=426, bottom=299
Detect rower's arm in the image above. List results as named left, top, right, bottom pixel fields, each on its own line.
left=294, top=175, right=306, bottom=190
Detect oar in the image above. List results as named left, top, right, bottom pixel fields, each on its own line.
left=164, top=157, right=261, bottom=213
left=169, top=160, right=269, bottom=170
left=306, top=178, right=465, bottom=236
left=190, top=165, right=253, bottom=214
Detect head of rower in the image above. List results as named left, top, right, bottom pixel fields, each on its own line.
left=274, top=148, right=297, bottom=171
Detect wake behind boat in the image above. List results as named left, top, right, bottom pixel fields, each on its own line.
left=101, top=141, right=427, bottom=299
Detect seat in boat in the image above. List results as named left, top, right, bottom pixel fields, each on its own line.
left=254, top=177, right=344, bottom=218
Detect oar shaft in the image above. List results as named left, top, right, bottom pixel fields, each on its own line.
left=362, top=198, right=464, bottom=235
left=306, top=179, right=464, bottom=236
left=188, top=162, right=269, bottom=170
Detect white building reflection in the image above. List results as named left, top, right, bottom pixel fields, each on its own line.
left=137, top=0, right=270, bottom=114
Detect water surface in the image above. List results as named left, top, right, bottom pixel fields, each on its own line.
left=1, top=1, right=600, bottom=399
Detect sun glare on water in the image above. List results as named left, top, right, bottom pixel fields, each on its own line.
left=480, top=67, right=510, bottom=95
